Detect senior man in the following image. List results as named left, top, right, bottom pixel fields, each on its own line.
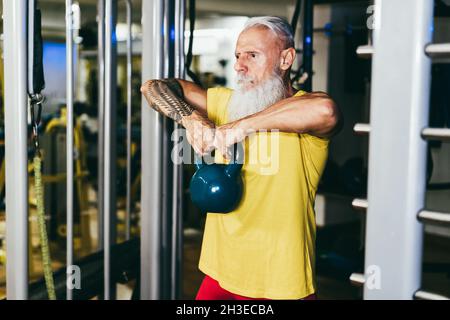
left=141, top=16, right=341, bottom=300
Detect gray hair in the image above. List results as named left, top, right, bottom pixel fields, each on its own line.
left=243, top=16, right=295, bottom=49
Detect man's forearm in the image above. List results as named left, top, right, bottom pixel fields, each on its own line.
left=238, top=93, right=339, bottom=138
left=140, top=78, right=195, bottom=125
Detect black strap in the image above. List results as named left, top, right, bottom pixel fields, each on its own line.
left=290, top=0, right=302, bottom=37
left=185, top=0, right=202, bottom=87
left=290, top=0, right=305, bottom=86
left=32, top=7, right=45, bottom=94
left=28, top=0, right=45, bottom=152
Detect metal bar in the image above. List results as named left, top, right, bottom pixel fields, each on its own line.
left=141, top=0, right=164, bottom=300
left=356, top=45, right=373, bottom=59
left=27, top=0, right=35, bottom=94
left=97, top=0, right=105, bottom=252
left=160, top=0, right=172, bottom=299
left=352, top=198, right=368, bottom=210
left=364, top=0, right=433, bottom=299
left=302, top=0, right=313, bottom=91
left=425, top=43, right=450, bottom=58
left=417, top=210, right=450, bottom=225
left=421, top=128, right=450, bottom=142
left=177, top=0, right=186, bottom=299
left=170, top=0, right=185, bottom=300
left=125, top=0, right=133, bottom=241
left=104, top=0, right=118, bottom=300
left=65, top=0, right=75, bottom=301
left=414, top=290, right=450, bottom=300
left=4, top=0, right=29, bottom=300
left=353, top=123, right=371, bottom=134
left=349, top=273, right=365, bottom=286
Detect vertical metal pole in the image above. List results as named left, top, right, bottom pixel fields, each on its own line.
left=104, top=0, right=118, bottom=300
left=141, top=0, right=164, bottom=300
left=27, top=0, right=35, bottom=94
left=302, top=0, right=313, bottom=92
left=171, top=0, right=185, bottom=300
left=104, top=0, right=112, bottom=298
left=125, top=0, right=133, bottom=241
left=161, top=0, right=173, bottom=300
left=97, top=0, right=105, bottom=252
left=364, top=0, right=433, bottom=299
left=65, top=0, right=75, bottom=301
left=4, top=0, right=29, bottom=300
left=177, top=0, right=186, bottom=300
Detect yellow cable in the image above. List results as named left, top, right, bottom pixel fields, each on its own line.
left=33, top=155, right=57, bottom=300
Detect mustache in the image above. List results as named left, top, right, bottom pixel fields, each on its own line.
left=236, top=67, right=284, bottom=88
left=236, top=74, right=255, bottom=85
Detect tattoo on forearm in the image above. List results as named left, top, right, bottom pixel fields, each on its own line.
left=142, top=78, right=194, bottom=123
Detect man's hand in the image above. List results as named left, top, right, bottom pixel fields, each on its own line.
left=214, top=119, right=251, bottom=160
left=181, top=111, right=216, bottom=156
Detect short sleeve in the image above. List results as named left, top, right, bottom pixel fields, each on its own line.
left=299, top=133, right=329, bottom=191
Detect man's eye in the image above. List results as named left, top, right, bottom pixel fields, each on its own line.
left=250, top=53, right=256, bottom=58
left=235, top=55, right=239, bottom=59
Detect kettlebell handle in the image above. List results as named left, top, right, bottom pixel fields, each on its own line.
left=194, top=142, right=244, bottom=176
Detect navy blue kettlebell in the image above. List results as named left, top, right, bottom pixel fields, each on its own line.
left=190, top=143, right=244, bottom=213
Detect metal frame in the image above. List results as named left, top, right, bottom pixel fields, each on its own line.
left=363, top=0, right=433, bottom=299
left=425, top=43, right=450, bottom=58
left=417, top=210, right=450, bottom=225
left=302, top=0, right=313, bottom=91
left=104, top=0, right=118, bottom=300
left=421, top=128, right=450, bottom=141
left=65, top=0, right=75, bottom=301
left=125, top=0, right=133, bottom=241
left=140, top=0, right=164, bottom=300
left=4, top=0, right=29, bottom=300
left=140, top=0, right=185, bottom=300
left=171, top=0, right=185, bottom=300
left=353, top=123, right=371, bottom=134
left=97, top=0, right=105, bottom=252
left=356, top=45, right=374, bottom=59
left=352, top=198, right=368, bottom=210
left=160, top=0, right=174, bottom=299
left=414, top=290, right=449, bottom=300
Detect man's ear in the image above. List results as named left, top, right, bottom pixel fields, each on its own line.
left=280, top=48, right=296, bottom=71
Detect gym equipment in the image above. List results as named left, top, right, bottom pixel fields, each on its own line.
left=27, top=238, right=139, bottom=300
left=28, top=0, right=56, bottom=300
left=189, top=143, right=244, bottom=213
left=186, top=0, right=202, bottom=86
left=350, top=0, right=450, bottom=300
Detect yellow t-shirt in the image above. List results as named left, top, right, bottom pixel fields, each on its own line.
left=198, top=87, right=329, bottom=299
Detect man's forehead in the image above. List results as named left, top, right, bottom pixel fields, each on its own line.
left=236, top=26, right=281, bottom=51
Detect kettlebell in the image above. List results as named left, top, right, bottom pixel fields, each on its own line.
left=189, top=143, right=244, bottom=213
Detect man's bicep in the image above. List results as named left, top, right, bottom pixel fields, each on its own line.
left=176, top=79, right=207, bottom=115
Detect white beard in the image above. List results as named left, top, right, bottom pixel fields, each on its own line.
left=227, top=72, right=287, bottom=122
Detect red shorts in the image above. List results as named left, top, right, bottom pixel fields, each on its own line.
left=195, top=275, right=317, bottom=300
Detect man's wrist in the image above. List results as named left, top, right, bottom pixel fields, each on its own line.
left=181, top=110, right=200, bottom=127
left=238, top=116, right=258, bottom=135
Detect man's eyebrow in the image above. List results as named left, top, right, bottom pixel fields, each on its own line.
left=235, top=50, right=260, bottom=55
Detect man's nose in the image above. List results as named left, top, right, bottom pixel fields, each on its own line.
left=234, top=59, right=247, bottom=73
